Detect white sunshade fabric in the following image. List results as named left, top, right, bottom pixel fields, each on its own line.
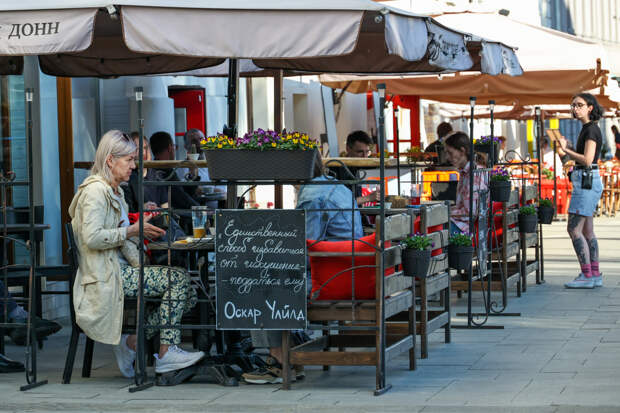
left=0, top=0, right=522, bottom=77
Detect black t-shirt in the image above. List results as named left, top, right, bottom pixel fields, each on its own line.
left=575, top=121, right=602, bottom=163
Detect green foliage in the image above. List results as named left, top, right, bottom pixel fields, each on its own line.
left=519, top=205, right=537, bottom=215
left=538, top=198, right=553, bottom=208
left=449, top=233, right=473, bottom=247
left=401, top=234, right=433, bottom=250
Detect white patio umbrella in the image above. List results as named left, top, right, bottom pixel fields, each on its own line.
left=320, top=10, right=616, bottom=107
left=0, top=0, right=521, bottom=77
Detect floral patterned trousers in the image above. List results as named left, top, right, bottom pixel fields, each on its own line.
left=120, top=265, right=197, bottom=345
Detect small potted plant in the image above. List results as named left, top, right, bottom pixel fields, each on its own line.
left=400, top=234, right=433, bottom=278
left=447, top=233, right=474, bottom=271
left=405, top=146, right=429, bottom=163
left=489, top=167, right=512, bottom=203
left=538, top=198, right=554, bottom=224
left=474, top=136, right=500, bottom=165
left=201, top=129, right=318, bottom=181
left=518, top=205, right=538, bottom=233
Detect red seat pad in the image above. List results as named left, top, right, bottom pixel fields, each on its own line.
left=308, top=233, right=394, bottom=300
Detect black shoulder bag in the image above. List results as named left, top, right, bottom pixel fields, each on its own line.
left=581, top=167, right=593, bottom=190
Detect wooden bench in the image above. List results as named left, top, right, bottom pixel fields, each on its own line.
left=285, top=213, right=416, bottom=394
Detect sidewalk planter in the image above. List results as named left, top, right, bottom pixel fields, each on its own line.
left=490, top=180, right=512, bottom=202
left=204, top=149, right=317, bottom=181
left=538, top=205, right=554, bottom=224
left=474, top=142, right=499, bottom=165
left=447, top=245, right=474, bottom=271
left=518, top=212, right=538, bottom=233
left=401, top=248, right=431, bottom=278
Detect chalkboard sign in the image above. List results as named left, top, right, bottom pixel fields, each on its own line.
left=215, top=210, right=307, bottom=330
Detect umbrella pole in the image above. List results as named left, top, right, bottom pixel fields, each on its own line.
left=129, top=87, right=153, bottom=393
left=20, top=88, right=47, bottom=391
left=535, top=107, right=545, bottom=284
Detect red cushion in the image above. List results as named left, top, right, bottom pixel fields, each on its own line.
left=308, top=233, right=394, bottom=300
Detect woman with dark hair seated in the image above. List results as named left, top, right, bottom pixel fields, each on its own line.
left=69, top=130, right=204, bottom=378
left=444, top=131, right=488, bottom=234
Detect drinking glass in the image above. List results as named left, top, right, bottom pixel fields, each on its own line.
left=410, top=184, right=421, bottom=205
left=191, top=206, right=213, bottom=239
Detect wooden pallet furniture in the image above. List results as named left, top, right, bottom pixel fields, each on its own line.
left=451, top=187, right=521, bottom=308
left=285, top=213, right=416, bottom=394
left=520, top=185, right=541, bottom=289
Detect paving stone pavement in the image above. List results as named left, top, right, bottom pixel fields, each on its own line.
left=1, top=217, right=620, bottom=412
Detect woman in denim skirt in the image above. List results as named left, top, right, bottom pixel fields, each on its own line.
left=558, top=93, right=604, bottom=289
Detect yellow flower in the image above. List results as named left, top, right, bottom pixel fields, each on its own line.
left=293, top=139, right=298, bottom=144
left=217, top=143, right=223, bottom=148
left=271, top=142, right=276, bottom=147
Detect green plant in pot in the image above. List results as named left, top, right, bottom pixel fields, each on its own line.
left=538, top=198, right=554, bottom=224
left=447, top=232, right=474, bottom=271
left=518, top=205, right=538, bottom=233
left=489, top=166, right=512, bottom=202
left=400, top=234, right=433, bottom=278
left=201, top=129, right=319, bottom=181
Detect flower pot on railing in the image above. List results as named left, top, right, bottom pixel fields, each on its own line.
left=474, top=142, right=499, bottom=165
left=204, top=149, right=317, bottom=181
left=538, top=205, right=554, bottom=224
left=202, top=130, right=319, bottom=181
left=447, top=244, right=474, bottom=271
left=401, top=248, right=431, bottom=278
left=490, top=180, right=512, bottom=202
left=518, top=212, right=538, bottom=233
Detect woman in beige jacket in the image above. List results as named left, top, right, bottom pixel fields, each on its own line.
left=69, top=130, right=204, bottom=378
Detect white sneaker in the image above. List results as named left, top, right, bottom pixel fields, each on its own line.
left=564, top=273, right=595, bottom=289
left=593, top=273, right=603, bottom=287
left=155, top=345, right=205, bottom=374
left=112, top=334, right=136, bottom=378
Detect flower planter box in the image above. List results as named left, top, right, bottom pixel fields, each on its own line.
left=204, top=149, right=317, bottom=181
left=447, top=244, right=474, bottom=271
left=474, top=142, right=499, bottom=165
left=538, top=205, right=554, bottom=224
left=490, top=180, right=512, bottom=202
left=518, top=213, right=538, bottom=233
left=401, top=248, right=431, bottom=278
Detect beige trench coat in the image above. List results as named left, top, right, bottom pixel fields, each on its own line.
left=68, top=175, right=139, bottom=345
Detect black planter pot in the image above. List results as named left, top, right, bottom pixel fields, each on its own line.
left=474, top=142, right=499, bottom=165
left=204, top=149, right=317, bottom=181
left=401, top=248, right=431, bottom=278
left=490, top=180, right=512, bottom=203
left=518, top=213, right=538, bottom=233
left=447, top=244, right=474, bottom=271
left=538, top=205, right=554, bottom=224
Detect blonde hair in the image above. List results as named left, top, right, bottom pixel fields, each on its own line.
left=90, top=130, right=136, bottom=184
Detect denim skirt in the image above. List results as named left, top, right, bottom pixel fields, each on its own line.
left=568, top=168, right=603, bottom=217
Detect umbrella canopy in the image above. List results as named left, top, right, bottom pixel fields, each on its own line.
left=320, top=11, right=617, bottom=107
left=0, top=1, right=521, bottom=77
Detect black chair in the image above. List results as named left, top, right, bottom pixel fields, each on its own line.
left=430, top=181, right=458, bottom=201
left=62, top=223, right=95, bottom=384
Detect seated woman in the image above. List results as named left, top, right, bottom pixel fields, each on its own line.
left=444, top=131, right=488, bottom=234
left=68, top=130, right=204, bottom=378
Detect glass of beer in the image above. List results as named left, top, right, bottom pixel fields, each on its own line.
left=191, top=206, right=212, bottom=239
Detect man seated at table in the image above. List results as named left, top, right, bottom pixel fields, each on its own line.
left=330, top=130, right=380, bottom=206
left=242, top=157, right=362, bottom=385
left=443, top=131, right=488, bottom=234
left=0, top=280, right=61, bottom=346
left=149, top=131, right=200, bottom=232
left=425, top=121, right=453, bottom=165
left=176, top=129, right=227, bottom=209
